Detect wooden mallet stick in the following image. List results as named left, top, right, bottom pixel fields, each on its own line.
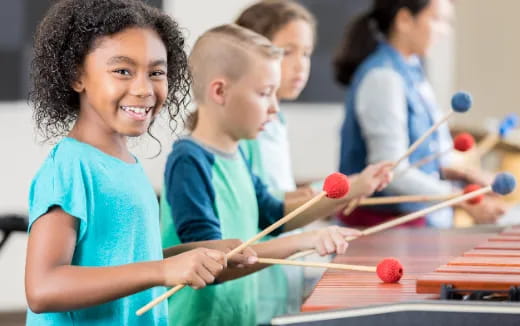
left=257, top=257, right=404, bottom=283
left=342, top=193, right=457, bottom=215
left=357, top=193, right=459, bottom=206
left=343, top=181, right=488, bottom=214
left=342, top=197, right=361, bottom=216
left=297, top=173, right=516, bottom=260
left=394, top=132, right=475, bottom=180
left=257, top=257, right=375, bottom=272
left=393, top=92, right=472, bottom=169
left=136, top=172, right=350, bottom=316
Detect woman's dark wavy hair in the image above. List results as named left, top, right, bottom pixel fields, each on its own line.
left=30, top=0, right=191, bottom=141
left=334, top=0, right=430, bottom=86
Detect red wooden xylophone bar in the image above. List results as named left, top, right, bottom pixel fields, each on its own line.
left=291, top=226, right=520, bottom=326
left=416, top=225, right=520, bottom=295
left=500, top=226, right=520, bottom=236
left=301, top=227, right=498, bottom=312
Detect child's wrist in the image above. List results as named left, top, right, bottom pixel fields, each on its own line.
left=153, top=260, right=168, bottom=286
left=300, top=230, right=319, bottom=251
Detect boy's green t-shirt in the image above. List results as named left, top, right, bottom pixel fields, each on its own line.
left=161, top=137, right=284, bottom=326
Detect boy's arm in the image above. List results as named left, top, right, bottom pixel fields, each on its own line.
left=25, top=207, right=226, bottom=313
left=216, top=226, right=360, bottom=282
left=162, top=154, right=259, bottom=265
left=216, top=232, right=312, bottom=282
left=283, top=196, right=348, bottom=231
left=163, top=240, right=220, bottom=257
left=164, top=153, right=223, bottom=243
left=283, top=162, right=394, bottom=231
left=163, top=239, right=253, bottom=258
left=252, top=166, right=352, bottom=235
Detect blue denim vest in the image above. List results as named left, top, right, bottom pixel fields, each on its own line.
left=339, top=42, right=448, bottom=220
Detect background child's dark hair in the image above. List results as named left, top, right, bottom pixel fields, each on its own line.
left=334, top=0, right=430, bottom=86
left=235, top=0, right=316, bottom=42
left=30, top=0, right=191, bottom=141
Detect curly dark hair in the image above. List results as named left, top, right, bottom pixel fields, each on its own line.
left=30, top=0, right=191, bottom=141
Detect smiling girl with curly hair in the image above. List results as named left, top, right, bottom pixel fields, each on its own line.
left=25, top=1, right=258, bottom=325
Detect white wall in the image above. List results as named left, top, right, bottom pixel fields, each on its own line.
left=2, top=0, right=520, bottom=312
left=165, top=0, right=256, bottom=49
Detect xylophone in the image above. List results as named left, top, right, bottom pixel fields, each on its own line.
left=417, top=225, right=520, bottom=299
left=272, top=301, right=520, bottom=325
left=282, top=227, right=520, bottom=325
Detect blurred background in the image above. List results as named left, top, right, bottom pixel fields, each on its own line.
left=1, top=0, right=519, bottom=322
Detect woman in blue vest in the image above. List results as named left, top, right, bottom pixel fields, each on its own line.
left=334, top=0, right=506, bottom=227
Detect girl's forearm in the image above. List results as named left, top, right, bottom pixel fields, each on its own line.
left=26, top=261, right=163, bottom=313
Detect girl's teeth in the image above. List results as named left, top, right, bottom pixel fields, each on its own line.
left=122, top=106, right=150, bottom=113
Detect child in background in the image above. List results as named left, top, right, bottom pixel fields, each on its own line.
left=25, top=1, right=256, bottom=325
left=334, top=0, right=507, bottom=227
left=160, top=24, right=391, bottom=326
left=236, top=1, right=394, bottom=322
left=237, top=0, right=317, bottom=203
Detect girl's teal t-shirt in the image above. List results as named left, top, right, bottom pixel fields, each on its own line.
left=27, top=137, right=167, bottom=326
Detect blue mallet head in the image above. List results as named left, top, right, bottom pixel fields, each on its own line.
left=451, top=91, right=472, bottom=113
left=492, top=172, right=517, bottom=195
left=506, top=113, right=519, bottom=127
left=499, top=113, right=519, bottom=138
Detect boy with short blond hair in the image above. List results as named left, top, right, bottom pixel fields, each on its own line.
left=160, top=24, right=387, bottom=326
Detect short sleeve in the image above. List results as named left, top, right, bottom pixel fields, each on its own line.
left=28, top=155, right=89, bottom=242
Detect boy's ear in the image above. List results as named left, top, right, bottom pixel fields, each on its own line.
left=208, top=78, right=227, bottom=106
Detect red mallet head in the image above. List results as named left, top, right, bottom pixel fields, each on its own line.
left=463, top=184, right=484, bottom=205
left=376, top=258, right=403, bottom=283
left=323, top=173, right=350, bottom=198
left=453, top=132, right=475, bottom=152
